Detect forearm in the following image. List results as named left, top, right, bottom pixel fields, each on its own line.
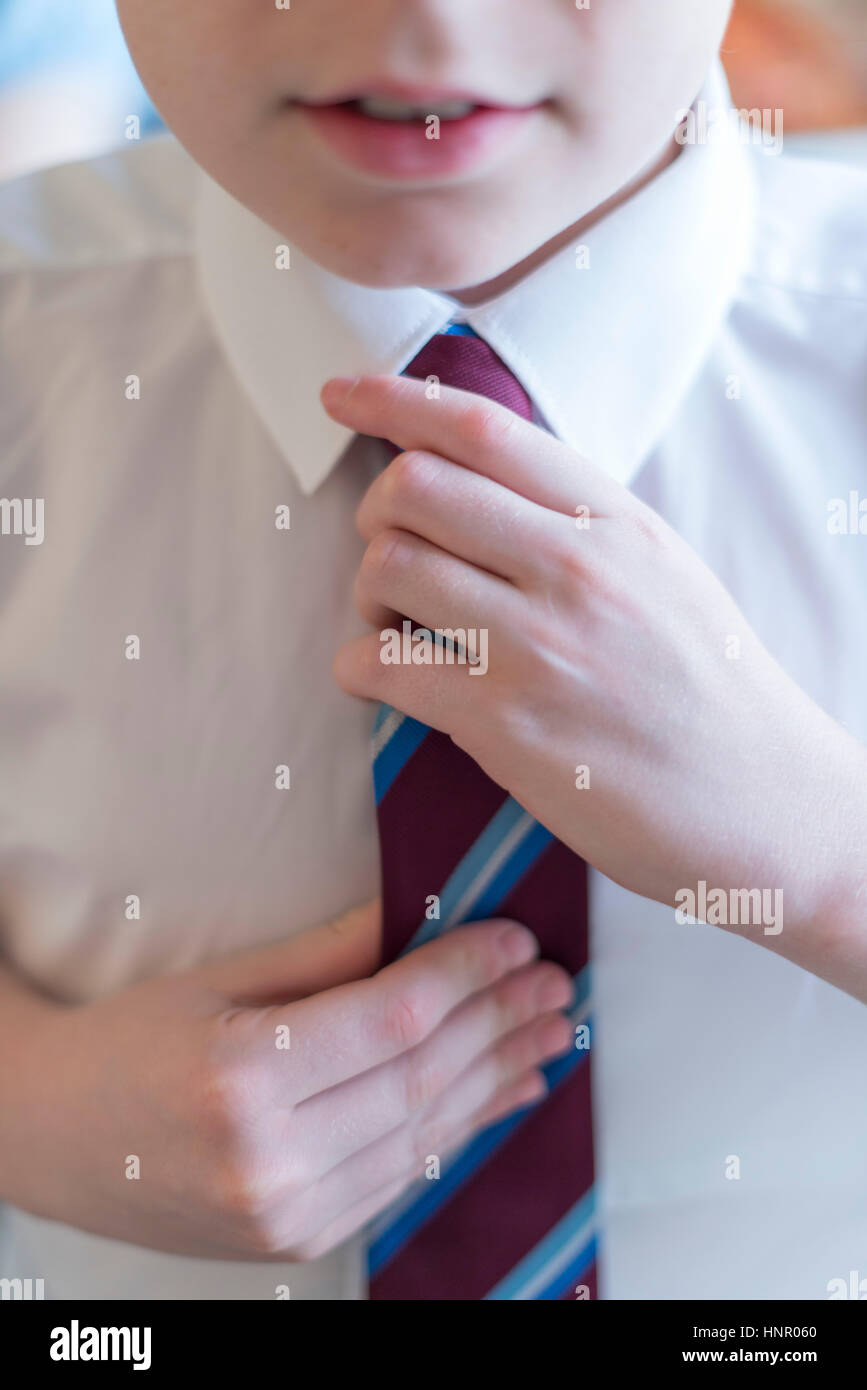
left=0, top=959, right=64, bottom=1208
left=717, top=727, right=867, bottom=1001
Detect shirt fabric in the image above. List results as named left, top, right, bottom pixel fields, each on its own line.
left=1, top=63, right=866, bottom=1300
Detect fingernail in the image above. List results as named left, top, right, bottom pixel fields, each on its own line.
left=537, top=1015, right=573, bottom=1056
left=498, top=923, right=538, bottom=964
left=321, top=376, right=360, bottom=411
left=537, top=973, right=573, bottom=1012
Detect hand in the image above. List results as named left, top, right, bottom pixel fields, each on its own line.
left=323, top=375, right=867, bottom=996
left=2, top=901, right=573, bottom=1260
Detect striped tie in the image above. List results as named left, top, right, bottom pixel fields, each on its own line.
left=367, top=325, right=597, bottom=1301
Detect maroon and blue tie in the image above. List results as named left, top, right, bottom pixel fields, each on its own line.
left=366, top=326, right=596, bottom=1301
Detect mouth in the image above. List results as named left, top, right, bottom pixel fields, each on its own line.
left=294, top=85, right=544, bottom=182
left=341, top=95, right=486, bottom=122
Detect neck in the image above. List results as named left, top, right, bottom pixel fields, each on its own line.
left=448, top=135, right=681, bottom=306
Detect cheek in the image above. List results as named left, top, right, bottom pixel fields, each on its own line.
left=539, top=0, right=732, bottom=197
left=568, top=6, right=729, bottom=170
left=116, top=1, right=255, bottom=145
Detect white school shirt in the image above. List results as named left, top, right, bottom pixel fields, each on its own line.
left=1, top=64, right=866, bottom=1301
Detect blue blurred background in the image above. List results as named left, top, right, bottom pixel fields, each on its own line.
left=0, top=0, right=865, bottom=182
left=0, top=0, right=161, bottom=180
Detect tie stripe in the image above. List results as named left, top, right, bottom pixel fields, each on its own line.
left=485, top=1189, right=597, bottom=1301
left=375, top=722, right=511, bottom=963
left=369, top=1053, right=593, bottom=1300
left=367, top=971, right=592, bottom=1272
left=369, top=324, right=596, bottom=1299
left=368, top=1018, right=591, bottom=1275
left=370, top=705, right=406, bottom=762
left=414, top=802, right=545, bottom=942
left=372, top=712, right=429, bottom=802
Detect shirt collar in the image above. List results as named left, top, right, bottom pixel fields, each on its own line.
left=195, top=62, right=756, bottom=495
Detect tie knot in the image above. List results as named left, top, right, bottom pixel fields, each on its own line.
left=403, top=328, right=533, bottom=421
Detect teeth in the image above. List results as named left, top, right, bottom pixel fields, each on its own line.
left=432, top=101, right=477, bottom=119
left=356, top=96, right=476, bottom=121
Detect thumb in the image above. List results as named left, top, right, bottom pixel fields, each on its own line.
left=196, top=898, right=382, bottom=1004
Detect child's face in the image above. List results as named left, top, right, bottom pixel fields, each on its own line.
left=117, top=0, right=732, bottom=292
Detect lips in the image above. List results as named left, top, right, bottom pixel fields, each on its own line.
left=295, top=88, right=542, bottom=181
left=350, top=95, right=480, bottom=121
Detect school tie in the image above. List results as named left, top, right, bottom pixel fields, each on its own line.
left=366, top=325, right=597, bottom=1301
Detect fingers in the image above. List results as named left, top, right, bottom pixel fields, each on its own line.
left=305, top=1009, right=573, bottom=1222
left=260, top=919, right=540, bottom=1104
left=469, top=1065, right=548, bottom=1131
left=198, top=900, right=382, bottom=1005
left=356, top=450, right=561, bottom=588
left=294, top=959, right=573, bottom=1172
left=352, top=527, right=522, bottom=638
left=282, top=1014, right=569, bottom=1261
left=333, top=630, right=481, bottom=731
left=284, top=1069, right=548, bottom=1262
left=321, top=374, right=623, bottom=516
left=414, top=1009, right=572, bottom=1138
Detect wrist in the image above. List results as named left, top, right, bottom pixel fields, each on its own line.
left=0, top=973, right=72, bottom=1212
left=784, top=733, right=867, bottom=997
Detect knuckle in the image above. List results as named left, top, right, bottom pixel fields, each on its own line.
left=361, top=528, right=406, bottom=583
left=211, top=1163, right=278, bottom=1223
left=494, top=1022, right=534, bottom=1077
left=402, top=1050, right=447, bottom=1113
left=378, top=374, right=406, bottom=406
left=211, top=1154, right=311, bottom=1254
left=457, top=399, right=518, bottom=453
left=198, top=1057, right=258, bottom=1132
left=386, top=450, right=439, bottom=506
left=463, top=936, right=505, bottom=988
left=492, top=966, right=536, bottom=1029
left=548, top=525, right=591, bottom=589
left=492, top=1044, right=523, bottom=1091
left=382, top=986, right=436, bottom=1050
left=274, top=1144, right=311, bottom=1201
left=465, top=695, right=533, bottom=775
left=411, top=1115, right=449, bottom=1168
left=624, top=506, right=666, bottom=548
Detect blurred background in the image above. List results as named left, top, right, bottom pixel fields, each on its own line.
left=0, top=0, right=158, bottom=179
left=0, top=0, right=866, bottom=181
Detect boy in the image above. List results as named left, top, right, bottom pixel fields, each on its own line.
left=0, top=0, right=865, bottom=1301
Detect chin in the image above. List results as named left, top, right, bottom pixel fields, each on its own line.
left=289, top=207, right=551, bottom=292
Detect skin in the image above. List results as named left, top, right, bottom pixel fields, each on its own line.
left=114, top=0, right=733, bottom=292
left=0, top=906, right=573, bottom=1261
left=8, top=0, right=858, bottom=1270
left=322, top=378, right=867, bottom=1001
